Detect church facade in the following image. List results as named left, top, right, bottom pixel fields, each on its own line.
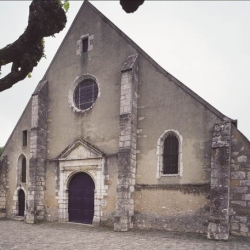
left=1, top=1, right=250, bottom=240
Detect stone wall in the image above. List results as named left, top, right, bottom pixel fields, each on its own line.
left=26, top=80, right=48, bottom=223
left=0, top=155, right=8, bottom=218
left=207, top=122, right=231, bottom=240
left=229, top=125, right=250, bottom=237
left=134, top=184, right=210, bottom=233
left=114, top=54, right=139, bottom=231
left=207, top=122, right=250, bottom=239
left=44, top=160, right=59, bottom=222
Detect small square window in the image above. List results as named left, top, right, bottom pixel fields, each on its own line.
left=23, top=130, right=27, bottom=147
left=82, top=38, right=88, bottom=53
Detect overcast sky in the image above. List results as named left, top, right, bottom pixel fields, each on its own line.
left=1, top=1, right=250, bottom=146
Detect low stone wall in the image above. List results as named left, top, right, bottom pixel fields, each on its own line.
left=230, top=125, right=250, bottom=237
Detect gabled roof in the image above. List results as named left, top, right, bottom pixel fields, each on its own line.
left=3, top=0, right=234, bottom=151
left=41, top=0, right=232, bottom=121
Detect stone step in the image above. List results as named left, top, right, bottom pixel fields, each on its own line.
left=13, top=216, right=24, bottom=221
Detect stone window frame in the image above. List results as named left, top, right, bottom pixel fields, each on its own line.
left=68, top=74, right=100, bottom=113
left=156, top=129, right=183, bottom=178
left=17, top=154, right=27, bottom=184
left=76, top=33, right=94, bottom=56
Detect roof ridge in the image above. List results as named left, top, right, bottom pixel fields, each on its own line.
left=41, top=0, right=89, bottom=81
left=86, top=1, right=230, bottom=121
left=2, top=98, right=32, bottom=150
left=40, top=0, right=230, bottom=121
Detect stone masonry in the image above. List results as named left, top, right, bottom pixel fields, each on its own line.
left=207, top=121, right=250, bottom=239
left=26, top=81, right=48, bottom=223
left=208, top=122, right=231, bottom=240
left=229, top=124, right=250, bottom=237
left=0, top=155, right=8, bottom=218
left=114, top=54, right=139, bottom=231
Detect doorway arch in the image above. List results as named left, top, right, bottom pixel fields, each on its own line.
left=18, top=189, right=25, bottom=216
left=68, top=172, right=95, bottom=224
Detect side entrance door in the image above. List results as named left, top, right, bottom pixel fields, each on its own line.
left=18, top=189, right=25, bottom=216
left=68, top=172, right=95, bottom=224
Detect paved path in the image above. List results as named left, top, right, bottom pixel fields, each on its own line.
left=0, top=219, right=250, bottom=250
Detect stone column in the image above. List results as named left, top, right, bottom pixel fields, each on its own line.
left=114, top=54, right=139, bottom=231
left=26, top=80, right=48, bottom=223
left=208, top=122, right=231, bottom=240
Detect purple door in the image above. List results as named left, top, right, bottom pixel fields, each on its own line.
left=68, top=172, right=95, bottom=224
left=18, top=189, right=25, bottom=216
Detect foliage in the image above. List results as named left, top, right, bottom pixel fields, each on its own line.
left=0, top=147, right=3, bottom=156
left=63, top=0, right=70, bottom=12
left=0, top=0, right=144, bottom=92
left=0, top=0, right=68, bottom=92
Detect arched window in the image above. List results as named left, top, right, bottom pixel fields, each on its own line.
left=157, top=129, right=183, bottom=178
left=163, top=134, right=179, bottom=174
left=21, top=157, right=26, bottom=183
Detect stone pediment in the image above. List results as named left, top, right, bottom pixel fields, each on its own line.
left=57, top=139, right=105, bottom=161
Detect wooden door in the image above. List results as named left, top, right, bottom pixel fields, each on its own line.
left=18, top=189, right=25, bottom=216
left=68, top=172, right=95, bottom=224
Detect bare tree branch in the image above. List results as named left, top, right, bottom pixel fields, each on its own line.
left=0, top=0, right=67, bottom=92
left=0, top=0, right=145, bottom=92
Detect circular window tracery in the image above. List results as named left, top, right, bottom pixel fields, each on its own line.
left=74, top=79, right=98, bottom=110
left=68, top=74, right=100, bottom=113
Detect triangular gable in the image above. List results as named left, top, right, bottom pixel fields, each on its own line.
left=40, top=0, right=231, bottom=121
left=86, top=2, right=232, bottom=121
left=2, top=0, right=235, bottom=151
left=56, top=138, right=105, bottom=161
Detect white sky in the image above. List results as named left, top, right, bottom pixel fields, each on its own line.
left=0, top=1, right=250, bottom=146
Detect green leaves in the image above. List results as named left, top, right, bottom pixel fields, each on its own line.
left=63, top=0, right=70, bottom=12
left=27, top=73, right=32, bottom=78
left=41, top=38, right=45, bottom=46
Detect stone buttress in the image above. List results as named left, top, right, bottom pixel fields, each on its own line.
left=229, top=124, right=250, bottom=237
left=114, top=54, right=139, bottom=231
left=208, top=122, right=231, bottom=240
left=0, top=155, right=8, bottom=218
left=26, top=81, right=48, bottom=223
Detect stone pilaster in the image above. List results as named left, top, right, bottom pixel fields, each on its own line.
left=0, top=155, right=8, bottom=218
left=229, top=124, right=250, bottom=237
left=26, top=81, right=48, bottom=223
left=208, top=122, right=231, bottom=240
left=114, top=54, right=139, bottom=231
